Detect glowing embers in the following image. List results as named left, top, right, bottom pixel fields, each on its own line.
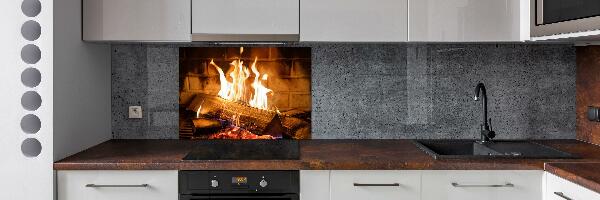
left=209, top=126, right=275, bottom=139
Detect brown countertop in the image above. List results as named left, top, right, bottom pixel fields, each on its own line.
left=545, top=162, right=600, bottom=194
left=54, top=139, right=600, bottom=171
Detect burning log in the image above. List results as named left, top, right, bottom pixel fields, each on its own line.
left=192, top=118, right=222, bottom=129
left=191, top=118, right=223, bottom=136
left=280, top=117, right=310, bottom=139
left=187, top=93, right=286, bottom=138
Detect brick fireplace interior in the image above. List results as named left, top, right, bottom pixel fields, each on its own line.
left=179, top=47, right=311, bottom=140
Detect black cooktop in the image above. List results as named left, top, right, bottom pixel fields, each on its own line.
left=183, top=140, right=300, bottom=160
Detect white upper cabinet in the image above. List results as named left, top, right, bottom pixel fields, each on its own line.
left=80, top=0, right=532, bottom=42
left=191, top=0, right=300, bottom=41
left=82, top=0, right=191, bottom=41
left=409, top=0, right=530, bottom=42
left=300, top=0, right=408, bottom=42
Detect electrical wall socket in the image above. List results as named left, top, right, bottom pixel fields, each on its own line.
left=128, top=106, right=143, bottom=119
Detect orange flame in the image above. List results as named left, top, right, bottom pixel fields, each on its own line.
left=249, top=58, right=272, bottom=110
left=209, top=47, right=272, bottom=110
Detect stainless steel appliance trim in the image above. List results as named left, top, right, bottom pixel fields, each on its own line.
left=207, top=42, right=290, bottom=45
left=536, top=0, right=544, bottom=25
left=191, top=34, right=299, bottom=42
left=531, top=0, right=600, bottom=37
left=451, top=182, right=514, bottom=188
left=180, top=194, right=299, bottom=200
left=85, top=184, right=149, bottom=188
left=353, top=183, right=400, bottom=187
left=553, top=192, right=574, bottom=200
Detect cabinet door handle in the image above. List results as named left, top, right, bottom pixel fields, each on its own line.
left=85, top=184, right=149, bottom=188
left=553, top=192, right=573, bottom=200
left=451, top=182, right=514, bottom=188
left=353, top=183, right=400, bottom=187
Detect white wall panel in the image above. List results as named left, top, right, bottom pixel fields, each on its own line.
left=54, top=0, right=111, bottom=162
left=0, top=0, right=53, bottom=200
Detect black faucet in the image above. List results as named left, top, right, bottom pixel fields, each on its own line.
left=474, top=83, right=495, bottom=143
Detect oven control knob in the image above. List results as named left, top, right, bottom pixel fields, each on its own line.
left=259, top=179, right=268, bottom=188
left=211, top=180, right=219, bottom=188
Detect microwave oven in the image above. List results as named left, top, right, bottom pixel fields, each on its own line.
left=532, top=0, right=600, bottom=37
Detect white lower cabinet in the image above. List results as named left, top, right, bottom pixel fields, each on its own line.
left=421, top=170, right=543, bottom=200
left=330, top=170, right=421, bottom=200
left=57, top=170, right=178, bottom=200
left=301, top=170, right=331, bottom=200
left=545, top=172, right=600, bottom=200
left=57, top=170, right=599, bottom=200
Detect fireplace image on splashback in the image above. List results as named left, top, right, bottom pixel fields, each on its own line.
left=179, top=47, right=311, bottom=140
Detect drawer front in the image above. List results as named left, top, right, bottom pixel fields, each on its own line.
left=57, top=170, right=178, bottom=200
left=422, top=170, right=543, bottom=200
left=545, top=173, right=600, bottom=200
left=330, top=170, right=420, bottom=200
left=300, top=170, right=330, bottom=200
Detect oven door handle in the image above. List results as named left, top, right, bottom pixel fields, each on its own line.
left=353, top=183, right=400, bottom=187
left=85, top=184, right=149, bottom=188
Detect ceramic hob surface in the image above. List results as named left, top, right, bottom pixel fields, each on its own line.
left=183, top=140, right=300, bottom=160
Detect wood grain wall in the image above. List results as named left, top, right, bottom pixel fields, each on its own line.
left=577, top=46, right=600, bottom=144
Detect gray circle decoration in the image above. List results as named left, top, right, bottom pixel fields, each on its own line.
left=21, top=20, right=41, bottom=41
left=21, top=91, right=42, bottom=111
left=20, top=114, right=41, bottom=134
left=21, top=138, right=42, bottom=157
left=21, top=68, right=41, bottom=88
left=21, top=44, right=41, bottom=64
left=21, top=0, right=41, bottom=17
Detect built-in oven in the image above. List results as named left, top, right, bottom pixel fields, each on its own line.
left=179, top=171, right=299, bottom=200
left=532, top=0, right=600, bottom=37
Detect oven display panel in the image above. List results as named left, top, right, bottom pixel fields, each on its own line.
left=232, top=176, right=248, bottom=185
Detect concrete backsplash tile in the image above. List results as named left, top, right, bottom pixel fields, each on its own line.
left=111, top=43, right=576, bottom=140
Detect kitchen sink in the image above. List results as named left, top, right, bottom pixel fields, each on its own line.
left=413, top=140, right=577, bottom=159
